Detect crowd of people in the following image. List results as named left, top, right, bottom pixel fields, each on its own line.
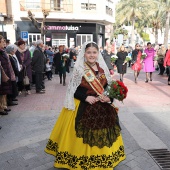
left=102, top=42, right=170, bottom=85
left=0, top=35, right=81, bottom=130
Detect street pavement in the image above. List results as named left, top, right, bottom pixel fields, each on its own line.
left=0, top=66, right=170, bottom=170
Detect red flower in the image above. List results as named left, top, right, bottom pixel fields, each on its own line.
left=113, top=84, right=117, bottom=89
left=106, top=80, right=128, bottom=102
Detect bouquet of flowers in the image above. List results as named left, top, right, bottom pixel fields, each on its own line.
left=105, top=80, right=128, bottom=102
left=125, top=56, right=131, bottom=62
left=110, top=55, right=118, bottom=63
left=62, top=54, right=69, bottom=59
left=154, top=55, right=158, bottom=61
left=141, top=53, right=147, bottom=60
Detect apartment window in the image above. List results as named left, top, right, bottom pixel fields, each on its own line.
left=25, top=0, right=41, bottom=9
left=76, top=34, right=93, bottom=46
left=81, top=3, right=96, bottom=10
left=50, top=0, right=61, bottom=11
left=106, top=6, right=113, bottom=16
left=52, top=33, right=67, bottom=46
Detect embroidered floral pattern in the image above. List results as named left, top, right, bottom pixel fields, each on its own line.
left=46, top=139, right=125, bottom=169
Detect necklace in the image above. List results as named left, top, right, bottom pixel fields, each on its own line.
left=86, top=62, right=96, bottom=67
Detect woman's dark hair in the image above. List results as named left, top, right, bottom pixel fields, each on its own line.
left=17, top=39, right=25, bottom=46
left=135, top=43, right=139, bottom=47
left=85, top=42, right=99, bottom=51
left=147, top=42, right=151, bottom=46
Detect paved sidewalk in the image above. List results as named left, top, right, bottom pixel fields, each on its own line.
left=0, top=67, right=169, bottom=170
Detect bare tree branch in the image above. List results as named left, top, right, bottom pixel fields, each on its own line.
left=27, top=10, right=49, bottom=40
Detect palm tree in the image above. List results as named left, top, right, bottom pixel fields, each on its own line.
left=161, top=0, right=170, bottom=46
left=146, top=4, right=165, bottom=44
left=116, top=0, right=156, bottom=46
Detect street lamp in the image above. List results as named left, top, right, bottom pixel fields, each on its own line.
left=0, top=13, right=4, bottom=37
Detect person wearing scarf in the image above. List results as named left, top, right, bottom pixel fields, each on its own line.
left=6, top=44, right=20, bottom=104
left=15, top=40, right=32, bottom=95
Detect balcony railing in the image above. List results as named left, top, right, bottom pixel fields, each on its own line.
left=106, top=6, right=113, bottom=16
left=19, top=1, right=73, bottom=13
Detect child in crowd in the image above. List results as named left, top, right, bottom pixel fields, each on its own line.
left=45, top=59, right=52, bottom=80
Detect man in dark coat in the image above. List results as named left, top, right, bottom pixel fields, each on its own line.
left=0, top=35, right=12, bottom=116
left=53, top=45, right=65, bottom=75
left=32, top=40, right=45, bottom=94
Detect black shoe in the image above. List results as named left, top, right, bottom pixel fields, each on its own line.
left=4, top=108, right=11, bottom=112
left=41, top=86, right=45, bottom=89
left=8, top=102, right=18, bottom=106
left=36, top=90, right=45, bottom=94
left=0, top=126, right=2, bottom=129
left=145, top=80, right=149, bottom=83
left=0, top=111, right=8, bottom=115
left=41, top=89, right=46, bottom=91
left=12, top=98, right=18, bottom=101
left=150, top=79, right=152, bottom=81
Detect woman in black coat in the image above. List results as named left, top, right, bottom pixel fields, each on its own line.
left=116, top=45, right=128, bottom=82
left=0, top=36, right=13, bottom=115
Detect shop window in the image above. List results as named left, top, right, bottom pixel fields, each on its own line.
left=52, top=33, right=67, bottom=46
left=28, top=33, right=43, bottom=46
left=25, top=0, right=41, bottom=9
left=76, top=34, right=93, bottom=46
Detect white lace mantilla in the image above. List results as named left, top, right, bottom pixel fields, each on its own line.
left=64, top=41, right=111, bottom=110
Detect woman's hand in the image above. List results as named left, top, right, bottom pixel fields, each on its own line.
left=85, top=96, right=99, bottom=105
left=99, top=95, right=111, bottom=103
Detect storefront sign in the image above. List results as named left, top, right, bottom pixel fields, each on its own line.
left=47, top=25, right=79, bottom=31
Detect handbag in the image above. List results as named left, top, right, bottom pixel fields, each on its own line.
left=0, top=65, right=9, bottom=83
left=23, top=67, right=30, bottom=85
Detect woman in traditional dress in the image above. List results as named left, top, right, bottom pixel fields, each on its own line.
left=143, top=42, right=155, bottom=82
left=45, top=42, right=126, bottom=170
left=131, top=43, right=142, bottom=83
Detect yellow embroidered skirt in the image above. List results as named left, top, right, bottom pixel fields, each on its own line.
left=45, top=99, right=126, bottom=170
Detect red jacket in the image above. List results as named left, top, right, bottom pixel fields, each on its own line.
left=164, top=50, right=170, bottom=67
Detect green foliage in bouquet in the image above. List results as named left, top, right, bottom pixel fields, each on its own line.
left=141, top=53, right=147, bottom=60
left=62, top=54, right=69, bottom=59
left=110, top=55, right=118, bottom=63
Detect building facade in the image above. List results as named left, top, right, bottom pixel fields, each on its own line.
left=1, top=0, right=116, bottom=47
left=0, top=0, right=14, bottom=42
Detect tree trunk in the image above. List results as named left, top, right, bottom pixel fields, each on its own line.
left=155, top=28, right=158, bottom=45
left=41, top=21, right=44, bottom=41
left=131, top=17, right=135, bottom=47
left=164, top=10, right=170, bottom=47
